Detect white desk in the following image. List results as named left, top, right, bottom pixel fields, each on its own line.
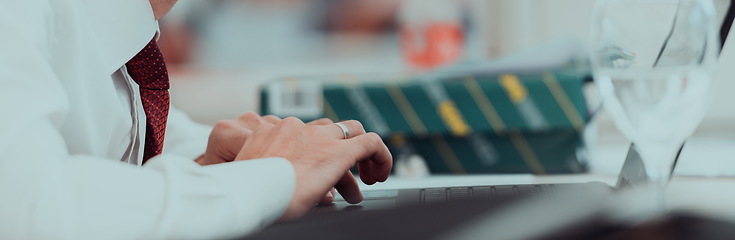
left=666, top=176, right=735, bottom=221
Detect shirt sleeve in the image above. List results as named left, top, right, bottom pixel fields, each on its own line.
left=163, top=107, right=213, bottom=159
left=0, top=2, right=295, bottom=240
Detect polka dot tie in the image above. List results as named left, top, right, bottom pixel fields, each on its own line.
left=126, top=38, right=170, bottom=164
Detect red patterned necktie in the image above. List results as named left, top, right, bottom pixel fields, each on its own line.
left=126, top=38, right=170, bottom=164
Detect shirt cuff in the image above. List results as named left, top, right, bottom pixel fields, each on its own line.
left=144, top=156, right=295, bottom=239
left=162, top=108, right=213, bottom=160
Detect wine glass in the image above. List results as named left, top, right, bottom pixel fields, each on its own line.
left=589, top=0, right=719, bottom=200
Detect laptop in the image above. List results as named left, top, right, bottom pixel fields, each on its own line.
left=314, top=144, right=678, bottom=213
left=245, top=145, right=682, bottom=240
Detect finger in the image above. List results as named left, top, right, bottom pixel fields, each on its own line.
left=334, top=171, right=363, bottom=204
left=210, top=120, right=252, bottom=158
left=277, top=116, right=305, bottom=126
left=318, top=188, right=337, bottom=205
left=236, top=112, right=269, bottom=129
left=307, top=118, right=334, bottom=126
left=338, top=120, right=367, bottom=138
left=262, top=115, right=281, bottom=125
left=357, top=160, right=377, bottom=185
left=214, top=120, right=253, bottom=138
left=346, top=132, right=392, bottom=183
left=273, top=117, right=306, bottom=138
left=222, top=128, right=253, bottom=162
left=212, top=119, right=243, bottom=132
left=317, top=120, right=368, bottom=140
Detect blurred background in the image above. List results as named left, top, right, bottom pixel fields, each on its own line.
left=160, top=0, right=735, bottom=176
left=162, top=0, right=594, bottom=123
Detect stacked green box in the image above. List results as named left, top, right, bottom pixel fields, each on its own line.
left=261, top=69, right=589, bottom=174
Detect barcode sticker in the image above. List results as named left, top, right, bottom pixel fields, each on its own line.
left=268, top=79, right=322, bottom=119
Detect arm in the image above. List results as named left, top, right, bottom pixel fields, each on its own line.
left=0, top=3, right=293, bottom=239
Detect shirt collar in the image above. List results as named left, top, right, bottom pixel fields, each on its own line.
left=82, top=0, right=158, bottom=74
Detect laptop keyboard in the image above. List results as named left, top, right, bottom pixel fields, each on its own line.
left=420, top=184, right=557, bottom=204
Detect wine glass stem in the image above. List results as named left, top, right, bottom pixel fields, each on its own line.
left=647, top=164, right=669, bottom=211
left=638, top=143, right=679, bottom=210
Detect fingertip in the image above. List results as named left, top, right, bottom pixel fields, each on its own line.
left=318, top=191, right=335, bottom=205
left=359, top=172, right=377, bottom=185
left=344, top=194, right=364, bottom=204
left=371, top=154, right=392, bottom=183
left=340, top=188, right=364, bottom=204
left=364, top=180, right=377, bottom=185
left=376, top=173, right=389, bottom=183
left=371, top=160, right=391, bottom=182
left=335, top=171, right=364, bottom=204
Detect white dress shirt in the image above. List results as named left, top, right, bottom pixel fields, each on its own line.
left=0, top=1, right=295, bottom=239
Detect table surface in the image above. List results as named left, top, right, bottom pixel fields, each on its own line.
left=351, top=172, right=735, bottom=223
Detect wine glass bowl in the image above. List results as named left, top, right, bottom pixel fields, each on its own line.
left=589, top=0, right=719, bottom=191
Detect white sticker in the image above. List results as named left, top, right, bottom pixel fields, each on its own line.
left=268, top=79, right=322, bottom=119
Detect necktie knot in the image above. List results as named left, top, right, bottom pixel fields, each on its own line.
left=126, top=39, right=170, bottom=90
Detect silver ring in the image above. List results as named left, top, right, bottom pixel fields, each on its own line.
left=335, top=122, right=349, bottom=139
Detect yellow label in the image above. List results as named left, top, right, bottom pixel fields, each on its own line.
left=509, top=132, right=547, bottom=175
left=386, top=84, right=429, bottom=136
left=500, top=74, right=528, bottom=103
left=438, top=100, right=471, bottom=136
left=542, top=73, right=585, bottom=131
left=390, top=133, right=407, bottom=146
left=432, top=135, right=467, bottom=174
left=465, top=76, right=507, bottom=134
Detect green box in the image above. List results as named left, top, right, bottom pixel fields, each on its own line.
left=260, top=69, right=589, bottom=174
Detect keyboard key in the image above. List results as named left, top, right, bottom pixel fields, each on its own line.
left=494, top=186, right=516, bottom=196
left=471, top=186, right=493, bottom=199
left=423, top=188, right=447, bottom=203
left=553, top=184, right=584, bottom=194
left=449, top=187, right=470, bottom=201
left=537, top=184, right=556, bottom=193
left=515, top=185, right=539, bottom=195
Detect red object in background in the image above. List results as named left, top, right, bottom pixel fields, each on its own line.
left=401, top=23, right=464, bottom=70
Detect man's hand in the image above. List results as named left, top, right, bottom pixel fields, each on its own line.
left=234, top=117, right=392, bottom=221
left=197, top=113, right=341, bottom=166
left=197, top=112, right=269, bottom=166
left=198, top=113, right=388, bottom=212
